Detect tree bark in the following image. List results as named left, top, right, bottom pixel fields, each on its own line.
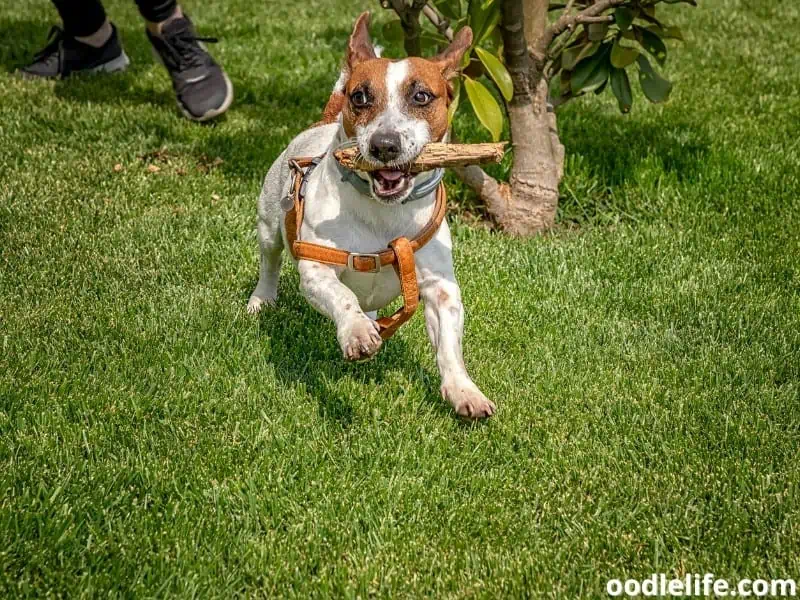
left=523, top=0, right=549, bottom=58
left=452, top=165, right=511, bottom=220
left=498, top=0, right=562, bottom=234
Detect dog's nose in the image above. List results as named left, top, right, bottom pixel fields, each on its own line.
left=369, top=132, right=402, bottom=163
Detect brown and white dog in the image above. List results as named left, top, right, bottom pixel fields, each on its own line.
left=248, top=13, right=495, bottom=419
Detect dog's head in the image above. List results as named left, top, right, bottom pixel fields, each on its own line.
left=333, top=13, right=472, bottom=204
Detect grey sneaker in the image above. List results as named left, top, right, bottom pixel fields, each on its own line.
left=20, top=23, right=129, bottom=79
left=147, top=16, right=233, bottom=122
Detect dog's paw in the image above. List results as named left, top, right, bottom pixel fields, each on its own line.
left=441, top=380, right=496, bottom=420
left=338, top=316, right=382, bottom=361
left=246, top=294, right=275, bottom=315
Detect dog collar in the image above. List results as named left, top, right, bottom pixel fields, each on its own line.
left=332, top=141, right=445, bottom=203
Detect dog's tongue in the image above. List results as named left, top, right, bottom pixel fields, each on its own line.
left=377, top=169, right=404, bottom=181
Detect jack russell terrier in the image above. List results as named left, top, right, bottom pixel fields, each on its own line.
left=247, top=13, right=495, bottom=419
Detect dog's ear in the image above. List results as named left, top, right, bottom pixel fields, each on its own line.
left=347, top=12, right=376, bottom=68
left=432, top=27, right=473, bottom=80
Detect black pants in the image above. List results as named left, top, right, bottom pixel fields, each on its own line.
left=53, top=0, right=177, bottom=37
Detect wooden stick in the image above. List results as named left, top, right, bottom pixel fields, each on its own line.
left=334, top=142, right=506, bottom=173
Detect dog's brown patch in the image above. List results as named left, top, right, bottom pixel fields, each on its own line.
left=405, top=58, right=452, bottom=142
left=341, top=59, right=390, bottom=138
left=317, top=14, right=473, bottom=141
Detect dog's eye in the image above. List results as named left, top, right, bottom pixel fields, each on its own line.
left=412, top=90, right=433, bottom=106
left=351, top=90, right=370, bottom=108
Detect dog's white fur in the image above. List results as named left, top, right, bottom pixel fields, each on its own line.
left=247, top=39, right=494, bottom=419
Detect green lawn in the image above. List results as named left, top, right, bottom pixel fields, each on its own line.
left=1, top=0, right=799, bottom=597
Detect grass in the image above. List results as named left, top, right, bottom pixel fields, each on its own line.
left=1, top=0, right=799, bottom=597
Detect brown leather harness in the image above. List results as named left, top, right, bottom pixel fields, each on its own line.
left=285, top=156, right=447, bottom=340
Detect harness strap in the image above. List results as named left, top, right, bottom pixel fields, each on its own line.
left=375, top=237, right=418, bottom=339
left=285, top=155, right=447, bottom=340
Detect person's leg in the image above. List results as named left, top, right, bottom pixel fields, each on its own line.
left=19, top=0, right=129, bottom=78
left=139, top=1, right=233, bottom=121
left=133, top=0, right=180, bottom=32
left=52, top=0, right=107, bottom=39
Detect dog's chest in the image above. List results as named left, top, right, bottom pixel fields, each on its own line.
left=299, top=172, right=433, bottom=312
left=341, top=268, right=402, bottom=312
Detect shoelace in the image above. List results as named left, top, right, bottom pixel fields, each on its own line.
left=32, top=25, right=66, bottom=66
left=159, top=26, right=218, bottom=71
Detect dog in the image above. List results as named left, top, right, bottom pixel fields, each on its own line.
left=247, top=13, right=495, bottom=419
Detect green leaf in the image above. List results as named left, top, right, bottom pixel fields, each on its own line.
left=560, top=70, right=571, bottom=95
left=433, top=0, right=462, bottom=21
left=637, top=55, right=672, bottom=103
left=635, top=25, right=668, bottom=65
left=594, top=78, right=608, bottom=95
left=637, top=10, right=665, bottom=30
left=485, top=26, right=503, bottom=51
left=610, top=67, right=632, bottom=113
left=548, top=73, right=564, bottom=103
left=587, top=22, right=609, bottom=41
left=570, top=44, right=611, bottom=95
left=468, top=0, right=496, bottom=45
left=463, top=76, right=504, bottom=141
left=477, top=8, right=501, bottom=44
left=475, top=46, right=513, bottom=102
left=610, top=38, right=639, bottom=68
left=648, top=25, right=684, bottom=41
left=381, top=20, right=404, bottom=43
left=562, top=41, right=599, bottom=71
left=448, top=78, right=461, bottom=125
left=614, top=7, right=636, bottom=31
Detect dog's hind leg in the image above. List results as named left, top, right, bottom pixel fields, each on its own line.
left=248, top=160, right=286, bottom=314
left=247, top=219, right=283, bottom=314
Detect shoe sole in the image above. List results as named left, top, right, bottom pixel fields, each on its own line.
left=150, top=45, right=234, bottom=122
left=87, top=51, right=130, bottom=74
left=178, top=72, right=234, bottom=122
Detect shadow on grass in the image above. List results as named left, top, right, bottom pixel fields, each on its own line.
left=560, top=110, right=710, bottom=185
left=249, top=270, right=449, bottom=428
left=556, top=109, right=711, bottom=224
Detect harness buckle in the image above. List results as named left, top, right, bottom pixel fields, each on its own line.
left=347, top=252, right=381, bottom=273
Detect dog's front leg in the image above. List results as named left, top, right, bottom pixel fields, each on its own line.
left=298, top=261, right=383, bottom=361
left=420, top=273, right=496, bottom=419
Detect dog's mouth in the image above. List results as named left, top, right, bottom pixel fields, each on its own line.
left=369, top=168, right=413, bottom=200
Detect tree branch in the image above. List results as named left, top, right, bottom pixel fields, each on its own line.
left=387, top=0, right=428, bottom=57
left=578, top=15, right=614, bottom=23
left=422, top=4, right=453, bottom=41
left=533, top=0, right=625, bottom=60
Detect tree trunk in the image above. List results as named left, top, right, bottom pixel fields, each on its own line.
left=523, top=0, right=548, bottom=54
left=494, top=0, right=563, bottom=234
left=395, top=0, right=566, bottom=235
